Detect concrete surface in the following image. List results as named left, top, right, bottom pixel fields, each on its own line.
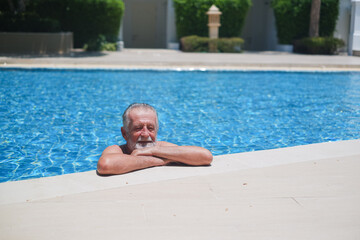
left=1, top=140, right=359, bottom=205
left=0, top=140, right=360, bottom=240
left=1, top=49, right=360, bottom=71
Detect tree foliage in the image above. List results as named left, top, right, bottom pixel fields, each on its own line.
left=272, top=0, right=339, bottom=44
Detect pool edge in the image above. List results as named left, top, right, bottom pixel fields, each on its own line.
left=1, top=139, right=359, bottom=205
left=1, top=64, right=360, bottom=72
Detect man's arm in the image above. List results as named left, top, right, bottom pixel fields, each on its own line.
left=97, top=145, right=168, bottom=175
left=131, top=141, right=213, bottom=166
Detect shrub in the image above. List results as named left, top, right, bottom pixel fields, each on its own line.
left=174, top=0, right=251, bottom=39
left=293, top=37, right=344, bottom=55
left=214, top=37, right=244, bottom=52
left=0, top=0, right=10, bottom=11
left=0, top=12, right=60, bottom=32
left=181, top=35, right=209, bottom=52
left=0, top=0, right=125, bottom=49
left=27, top=0, right=70, bottom=30
left=180, top=35, right=244, bottom=53
left=64, top=0, right=124, bottom=48
left=84, top=34, right=106, bottom=51
left=101, top=42, right=117, bottom=51
left=271, top=0, right=295, bottom=44
left=84, top=34, right=117, bottom=51
left=272, top=0, right=339, bottom=44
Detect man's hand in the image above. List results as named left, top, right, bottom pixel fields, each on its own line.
left=131, top=146, right=173, bottom=165
left=131, top=146, right=157, bottom=157
left=132, top=142, right=213, bottom=166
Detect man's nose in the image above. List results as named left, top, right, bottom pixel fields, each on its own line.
left=140, top=127, right=150, bottom=137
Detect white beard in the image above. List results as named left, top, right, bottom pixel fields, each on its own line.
left=134, top=136, right=156, bottom=149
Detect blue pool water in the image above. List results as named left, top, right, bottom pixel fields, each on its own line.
left=1, top=69, right=360, bottom=182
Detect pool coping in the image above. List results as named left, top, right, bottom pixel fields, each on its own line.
left=1, top=139, right=359, bottom=205
left=1, top=64, right=360, bottom=72
left=1, top=49, right=360, bottom=72
left=2, top=65, right=360, bottom=72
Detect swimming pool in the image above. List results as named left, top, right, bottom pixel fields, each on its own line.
left=1, top=68, right=359, bottom=182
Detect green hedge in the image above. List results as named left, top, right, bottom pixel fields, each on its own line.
left=66, top=0, right=124, bottom=48
left=0, top=12, right=61, bottom=32
left=272, top=0, right=339, bottom=44
left=0, top=0, right=124, bottom=49
left=174, top=0, right=251, bottom=39
left=181, top=35, right=244, bottom=53
left=293, top=37, right=344, bottom=55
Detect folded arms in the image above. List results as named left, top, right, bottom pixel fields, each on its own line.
left=97, top=141, right=213, bottom=175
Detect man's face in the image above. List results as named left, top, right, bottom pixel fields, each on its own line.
left=122, top=108, right=158, bottom=152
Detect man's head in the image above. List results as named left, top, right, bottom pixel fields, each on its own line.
left=121, top=103, right=159, bottom=152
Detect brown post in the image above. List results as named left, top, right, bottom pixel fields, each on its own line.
left=309, top=0, right=321, bottom=37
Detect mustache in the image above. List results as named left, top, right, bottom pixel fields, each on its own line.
left=134, top=136, right=156, bottom=149
left=137, top=136, right=153, bottom=142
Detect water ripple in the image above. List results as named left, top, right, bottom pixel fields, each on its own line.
left=1, top=69, right=359, bottom=182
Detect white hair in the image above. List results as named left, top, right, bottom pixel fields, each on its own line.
left=122, top=103, right=158, bottom=133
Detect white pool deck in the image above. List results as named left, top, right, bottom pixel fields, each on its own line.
left=1, top=48, right=360, bottom=71
left=1, top=50, right=360, bottom=239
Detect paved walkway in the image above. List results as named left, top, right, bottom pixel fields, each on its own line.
left=1, top=140, right=360, bottom=240
left=1, top=49, right=360, bottom=70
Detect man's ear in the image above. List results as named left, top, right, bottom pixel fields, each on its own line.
left=121, top=127, right=128, bottom=141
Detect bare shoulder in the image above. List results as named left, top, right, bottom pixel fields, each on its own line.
left=101, top=145, right=123, bottom=155
left=156, top=141, right=178, bottom=147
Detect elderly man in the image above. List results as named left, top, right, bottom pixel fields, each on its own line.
left=97, top=103, right=213, bottom=175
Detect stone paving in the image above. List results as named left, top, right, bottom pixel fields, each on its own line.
left=1, top=49, right=360, bottom=70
